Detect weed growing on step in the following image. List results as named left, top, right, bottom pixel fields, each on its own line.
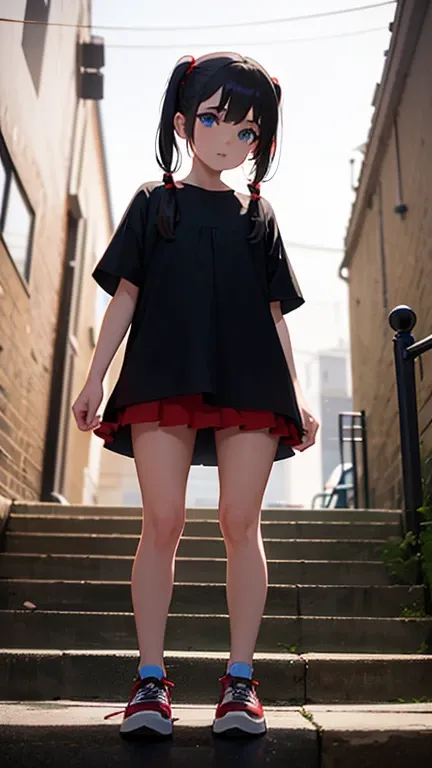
left=394, top=697, right=432, bottom=704
left=277, top=642, right=299, bottom=654
left=416, top=640, right=430, bottom=654
left=299, top=707, right=323, bottom=732
left=381, top=447, right=432, bottom=609
left=381, top=531, right=420, bottom=585
left=399, top=601, right=426, bottom=618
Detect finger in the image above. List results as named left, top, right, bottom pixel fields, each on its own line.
left=296, top=431, right=315, bottom=451
left=296, top=441, right=311, bottom=452
left=75, top=409, right=89, bottom=430
left=85, top=407, right=97, bottom=427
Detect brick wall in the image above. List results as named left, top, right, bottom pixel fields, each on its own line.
left=346, top=2, right=432, bottom=508
left=0, top=2, right=111, bottom=502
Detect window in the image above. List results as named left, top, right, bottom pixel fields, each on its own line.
left=0, top=160, right=6, bottom=210
left=21, top=0, right=51, bottom=93
left=0, top=135, right=35, bottom=282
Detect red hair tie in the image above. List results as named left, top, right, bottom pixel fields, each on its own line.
left=247, top=182, right=261, bottom=200
left=271, top=76, right=281, bottom=105
left=185, top=57, right=196, bottom=76
left=180, top=56, right=196, bottom=86
left=163, top=172, right=175, bottom=189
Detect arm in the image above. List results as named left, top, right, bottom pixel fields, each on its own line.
left=270, top=300, right=319, bottom=450
left=270, top=301, right=300, bottom=390
left=72, top=278, right=139, bottom=431
left=87, top=278, right=139, bottom=383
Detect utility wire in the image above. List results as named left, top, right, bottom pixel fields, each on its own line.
left=0, top=2, right=396, bottom=33
left=106, top=25, right=388, bottom=50
left=286, top=242, right=343, bottom=253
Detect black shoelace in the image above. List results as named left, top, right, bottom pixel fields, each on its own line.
left=228, top=677, right=257, bottom=705
left=104, top=676, right=175, bottom=721
left=132, top=679, right=167, bottom=704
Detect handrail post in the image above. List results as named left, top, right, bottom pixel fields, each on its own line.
left=338, top=413, right=344, bottom=470
left=360, top=409, right=370, bottom=509
left=389, top=306, right=423, bottom=538
left=351, top=413, right=359, bottom=509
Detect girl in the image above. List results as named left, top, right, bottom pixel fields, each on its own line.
left=72, top=52, right=319, bottom=741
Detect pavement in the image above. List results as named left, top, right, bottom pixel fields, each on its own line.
left=1, top=701, right=432, bottom=768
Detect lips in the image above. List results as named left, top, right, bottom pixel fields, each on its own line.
left=217, top=153, right=227, bottom=157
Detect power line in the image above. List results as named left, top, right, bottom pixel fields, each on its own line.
left=286, top=242, right=343, bottom=253
left=106, top=25, right=388, bottom=50
left=0, top=2, right=396, bottom=33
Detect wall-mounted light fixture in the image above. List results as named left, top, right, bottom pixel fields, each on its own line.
left=79, top=36, right=105, bottom=101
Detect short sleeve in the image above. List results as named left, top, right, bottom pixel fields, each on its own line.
left=264, top=202, right=305, bottom=315
left=92, top=188, right=149, bottom=296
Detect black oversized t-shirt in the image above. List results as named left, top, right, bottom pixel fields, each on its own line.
left=92, top=181, right=305, bottom=464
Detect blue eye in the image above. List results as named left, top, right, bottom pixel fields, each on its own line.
left=238, top=128, right=258, bottom=145
left=197, top=113, right=217, bottom=127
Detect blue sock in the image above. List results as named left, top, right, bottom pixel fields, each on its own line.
left=227, top=661, right=253, bottom=679
left=138, top=664, right=164, bottom=681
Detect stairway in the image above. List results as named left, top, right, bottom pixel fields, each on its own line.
left=1, top=501, right=432, bottom=766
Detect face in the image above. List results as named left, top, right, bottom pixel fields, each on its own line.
left=175, top=87, right=260, bottom=172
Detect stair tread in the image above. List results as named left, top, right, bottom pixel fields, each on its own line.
left=2, top=648, right=431, bottom=660
left=9, top=514, right=400, bottom=525
left=0, top=577, right=414, bottom=587
left=1, top=700, right=431, bottom=727
left=2, top=608, right=430, bottom=622
left=4, top=531, right=390, bottom=543
left=0, top=552, right=387, bottom=564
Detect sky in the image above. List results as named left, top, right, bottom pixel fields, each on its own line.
left=92, top=0, right=395, bottom=357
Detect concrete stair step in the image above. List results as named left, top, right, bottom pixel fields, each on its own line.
left=1, top=701, right=431, bottom=768
left=11, top=502, right=403, bottom=524
left=0, top=579, right=424, bottom=618
left=2, top=609, right=431, bottom=653
left=1, top=649, right=431, bottom=704
left=6, top=514, right=401, bottom=540
left=1, top=701, right=317, bottom=767
left=0, top=552, right=393, bottom=585
left=3, top=532, right=386, bottom=561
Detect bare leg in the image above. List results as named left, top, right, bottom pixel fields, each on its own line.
left=215, top=427, right=279, bottom=668
left=131, top=422, right=197, bottom=674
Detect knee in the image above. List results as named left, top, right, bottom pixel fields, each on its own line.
left=143, top=501, right=185, bottom=549
left=219, top=500, right=259, bottom=546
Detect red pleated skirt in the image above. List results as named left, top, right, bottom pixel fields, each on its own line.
left=94, top=392, right=303, bottom=448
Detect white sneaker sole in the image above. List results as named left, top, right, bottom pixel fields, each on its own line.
left=120, top=710, right=173, bottom=737
left=212, top=711, right=267, bottom=735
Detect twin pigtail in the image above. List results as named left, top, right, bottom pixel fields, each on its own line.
left=246, top=77, right=281, bottom=243
left=246, top=181, right=264, bottom=243
left=156, top=57, right=195, bottom=239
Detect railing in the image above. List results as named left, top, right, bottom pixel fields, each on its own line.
left=338, top=411, right=370, bottom=509
left=389, top=305, right=432, bottom=538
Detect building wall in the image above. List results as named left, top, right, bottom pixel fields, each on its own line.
left=63, top=103, right=113, bottom=504
left=318, top=354, right=352, bottom=483
left=345, top=1, right=432, bottom=508
left=0, top=1, right=111, bottom=502
left=283, top=347, right=352, bottom=508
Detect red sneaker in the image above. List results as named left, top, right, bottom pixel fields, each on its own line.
left=118, top=675, right=175, bottom=739
left=212, top=674, right=267, bottom=736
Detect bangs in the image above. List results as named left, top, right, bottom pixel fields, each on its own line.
left=198, top=64, right=267, bottom=126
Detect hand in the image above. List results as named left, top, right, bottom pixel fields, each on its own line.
left=72, top=378, right=103, bottom=432
left=295, top=394, right=319, bottom=452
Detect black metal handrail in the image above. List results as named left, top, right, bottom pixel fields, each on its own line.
left=389, top=305, right=432, bottom=537
left=338, top=411, right=370, bottom=509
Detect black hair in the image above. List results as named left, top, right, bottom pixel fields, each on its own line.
left=155, top=53, right=282, bottom=241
